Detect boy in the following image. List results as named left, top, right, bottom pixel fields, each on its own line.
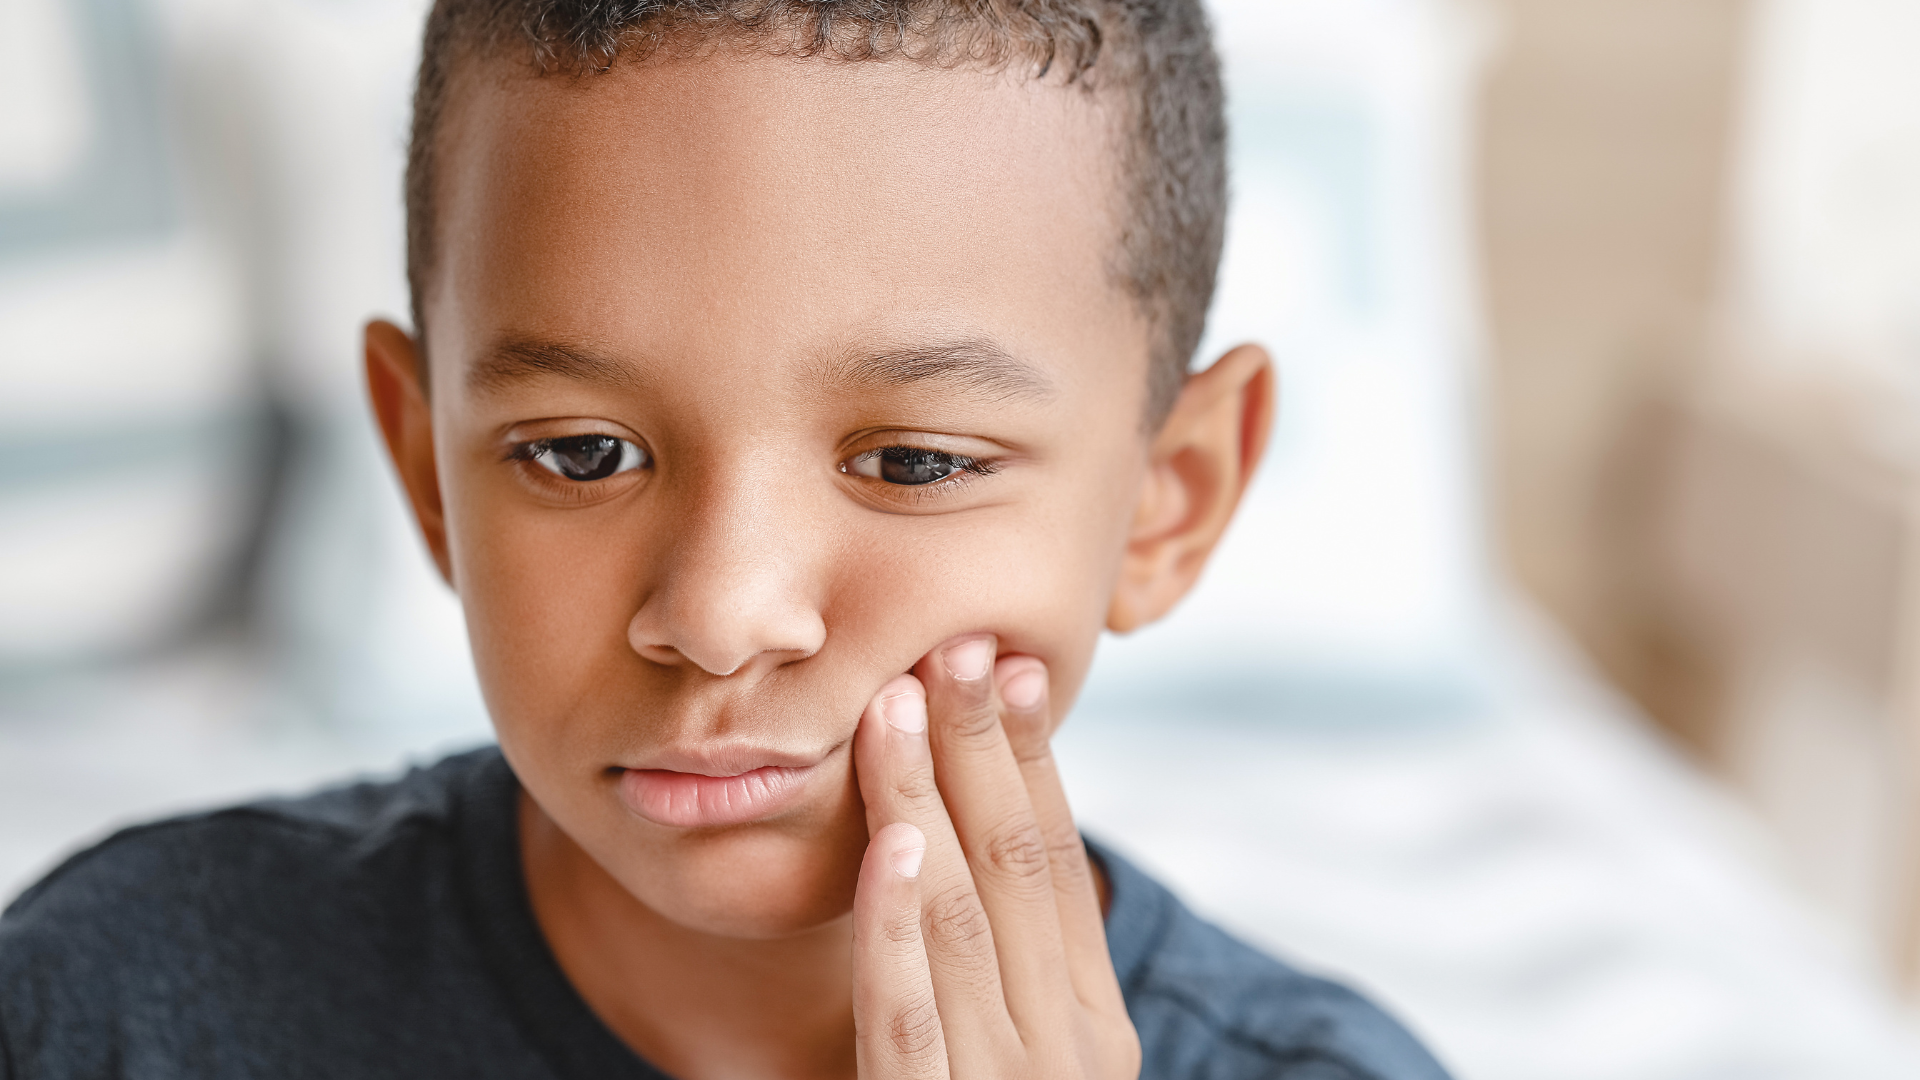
left=0, top=1, right=1452, bottom=1077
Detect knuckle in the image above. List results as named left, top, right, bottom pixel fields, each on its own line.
left=885, top=992, right=944, bottom=1061
left=888, top=767, right=940, bottom=814
left=1044, top=830, right=1092, bottom=879
left=945, top=700, right=1001, bottom=741
left=880, top=906, right=922, bottom=950
left=923, top=883, right=995, bottom=955
left=1009, top=728, right=1053, bottom=765
left=983, top=822, right=1052, bottom=882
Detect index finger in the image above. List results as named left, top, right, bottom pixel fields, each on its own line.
left=853, top=822, right=951, bottom=1080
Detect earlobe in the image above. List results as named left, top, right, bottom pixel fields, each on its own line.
left=364, top=320, right=454, bottom=585
left=1106, top=344, right=1275, bottom=633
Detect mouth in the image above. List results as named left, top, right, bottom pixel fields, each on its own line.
left=615, top=761, right=819, bottom=829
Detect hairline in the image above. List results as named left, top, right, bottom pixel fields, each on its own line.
left=407, top=4, right=1217, bottom=429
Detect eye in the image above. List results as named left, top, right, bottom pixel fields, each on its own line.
left=522, top=435, right=648, bottom=481
left=843, top=447, right=993, bottom=486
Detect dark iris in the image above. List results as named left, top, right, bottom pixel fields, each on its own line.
left=878, top=447, right=960, bottom=485
left=545, top=435, right=625, bottom=481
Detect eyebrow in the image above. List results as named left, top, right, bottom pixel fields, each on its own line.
left=825, top=338, right=1055, bottom=403
left=466, top=333, right=1054, bottom=403
left=467, top=338, right=644, bottom=395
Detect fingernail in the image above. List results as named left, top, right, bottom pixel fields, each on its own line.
left=891, top=838, right=926, bottom=879
left=882, top=692, right=927, bottom=734
left=943, top=638, right=993, bottom=682
left=1001, top=668, right=1046, bottom=711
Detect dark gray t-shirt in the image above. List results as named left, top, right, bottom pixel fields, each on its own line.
left=0, top=747, right=1450, bottom=1080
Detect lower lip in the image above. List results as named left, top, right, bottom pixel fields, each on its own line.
left=617, top=765, right=811, bottom=828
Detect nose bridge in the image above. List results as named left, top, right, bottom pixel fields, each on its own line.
left=629, top=454, right=827, bottom=677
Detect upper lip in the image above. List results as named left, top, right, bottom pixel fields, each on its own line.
left=623, top=743, right=838, bottom=777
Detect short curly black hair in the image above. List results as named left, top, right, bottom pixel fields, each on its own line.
left=406, top=0, right=1226, bottom=423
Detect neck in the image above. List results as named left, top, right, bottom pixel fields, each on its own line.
left=518, top=793, right=858, bottom=1080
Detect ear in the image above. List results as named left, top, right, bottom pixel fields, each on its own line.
left=364, top=320, right=453, bottom=585
left=1107, top=343, right=1275, bottom=633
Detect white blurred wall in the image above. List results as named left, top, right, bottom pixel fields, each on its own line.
left=1729, top=0, right=1920, bottom=384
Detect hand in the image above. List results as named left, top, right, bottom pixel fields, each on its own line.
left=850, top=636, right=1141, bottom=1079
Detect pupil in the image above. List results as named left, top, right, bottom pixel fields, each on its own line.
left=879, top=448, right=955, bottom=486
left=551, top=436, right=622, bottom=481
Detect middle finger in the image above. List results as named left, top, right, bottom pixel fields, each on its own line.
left=915, top=636, right=1076, bottom=1032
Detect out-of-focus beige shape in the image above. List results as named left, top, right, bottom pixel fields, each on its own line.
left=1644, top=362, right=1920, bottom=981
left=1477, top=0, right=1752, bottom=745
left=1480, top=0, right=1920, bottom=989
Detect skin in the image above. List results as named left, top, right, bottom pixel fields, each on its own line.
left=366, top=46, right=1273, bottom=1080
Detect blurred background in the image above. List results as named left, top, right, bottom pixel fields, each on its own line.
left=8, top=0, right=1920, bottom=1075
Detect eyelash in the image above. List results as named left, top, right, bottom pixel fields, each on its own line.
left=501, top=437, right=1001, bottom=504
left=841, top=446, right=1001, bottom=496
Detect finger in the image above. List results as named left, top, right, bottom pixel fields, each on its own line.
left=915, top=636, right=1075, bottom=1032
left=854, top=822, right=950, bottom=1080
left=855, top=674, right=1014, bottom=1058
left=995, top=656, right=1128, bottom=1017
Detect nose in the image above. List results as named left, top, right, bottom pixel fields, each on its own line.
left=626, top=481, right=827, bottom=678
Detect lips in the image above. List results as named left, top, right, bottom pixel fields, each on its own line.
left=617, top=763, right=813, bottom=828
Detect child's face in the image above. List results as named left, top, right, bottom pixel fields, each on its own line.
left=374, top=54, right=1233, bottom=939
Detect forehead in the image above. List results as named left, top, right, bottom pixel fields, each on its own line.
left=427, top=51, right=1141, bottom=396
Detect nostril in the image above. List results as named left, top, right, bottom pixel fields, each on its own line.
left=628, top=627, right=756, bottom=677
left=632, top=641, right=685, bottom=666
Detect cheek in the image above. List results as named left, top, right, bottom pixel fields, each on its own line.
left=443, top=472, right=646, bottom=748
left=827, top=494, right=1130, bottom=705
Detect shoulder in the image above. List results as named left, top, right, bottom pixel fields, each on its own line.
left=4, top=745, right=491, bottom=928
left=0, top=746, right=508, bottom=1071
left=1093, top=841, right=1452, bottom=1080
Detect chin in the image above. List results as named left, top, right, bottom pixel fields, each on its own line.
left=612, top=816, right=868, bottom=940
